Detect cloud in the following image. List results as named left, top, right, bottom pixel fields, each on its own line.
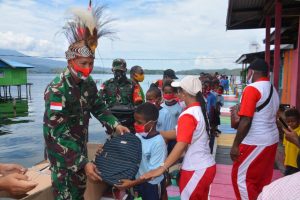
left=0, top=0, right=266, bottom=70
left=0, top=31, right=66, bottom=57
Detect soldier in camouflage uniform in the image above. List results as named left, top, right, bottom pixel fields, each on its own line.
left=99, top=59, right=141, bottom=131
left=99, top=59, right=136, bottom=108
left=43, top=4, right=129, bottom=200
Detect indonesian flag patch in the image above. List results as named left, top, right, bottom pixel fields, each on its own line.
left=50, top=102, right=63, bottom=111
left=100, top=84, right=105, bottom=90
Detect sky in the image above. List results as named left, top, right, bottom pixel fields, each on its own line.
left=0, top=0, right=267, bottom=70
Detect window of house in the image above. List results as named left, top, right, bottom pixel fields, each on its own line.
left=0, top=71, right=4, bottom=78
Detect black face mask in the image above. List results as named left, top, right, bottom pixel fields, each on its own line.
left=114, top=70, right=127, bottom=82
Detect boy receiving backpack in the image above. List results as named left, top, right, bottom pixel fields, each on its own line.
left=116, top=102, right=167, bottom=200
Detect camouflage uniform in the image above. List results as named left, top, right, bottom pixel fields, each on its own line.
left=99, top=78, right=135, bottom=108
left=43, top=69, right=119, bottom=200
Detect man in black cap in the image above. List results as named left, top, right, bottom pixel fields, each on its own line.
left=230, top=58, right=280, bottom=200
left=152, top=69, right=178, bottom=90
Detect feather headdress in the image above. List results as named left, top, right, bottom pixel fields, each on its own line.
left=64, top=2, right=113, bottom=60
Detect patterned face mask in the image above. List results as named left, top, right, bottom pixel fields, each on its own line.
left=70, top=61, right=92, bottom=80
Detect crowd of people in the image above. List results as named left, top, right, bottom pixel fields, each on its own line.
left=1, top=3, right=300, bottom=200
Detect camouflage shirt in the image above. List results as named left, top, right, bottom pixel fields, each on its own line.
left=43, top=69, right=119, bottom=172
left=99, top=78, right=135, bottom=108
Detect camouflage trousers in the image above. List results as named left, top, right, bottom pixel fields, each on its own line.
left=51, top=166, right=86, bottom=200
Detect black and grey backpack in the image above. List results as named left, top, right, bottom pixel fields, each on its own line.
left=95, top=133, right=142, bottom=186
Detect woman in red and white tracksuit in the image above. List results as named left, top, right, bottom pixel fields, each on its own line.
left=141, top=76, right=216, bottom=200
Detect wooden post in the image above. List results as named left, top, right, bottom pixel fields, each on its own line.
left=274, top=0, right=282, bottom=90
left=296, top=17, right=300, bottom=110
left=8, top=86, right=11, bottom=99
left=26, top=84, right=28, bottom=99
left=265, top=15, right=271, bottom=74
left=13, top=98, right=16, bottom=117
left=4, top=86, right=7, bottom=101
left=29, top=84, right=32, bottom=100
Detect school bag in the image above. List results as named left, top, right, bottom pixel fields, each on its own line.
left=95, top=133, right=142, bottom=186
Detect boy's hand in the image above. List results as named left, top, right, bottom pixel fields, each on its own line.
left=114, top=179, right=134, bottom=189
left=85, top=162, right=102, bottom=182
left=95, top=144, right=104, bottom=156
left=115, top=124, right=130, bottom=135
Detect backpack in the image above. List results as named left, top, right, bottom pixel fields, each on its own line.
left=95, top=133, right=142, bottom=186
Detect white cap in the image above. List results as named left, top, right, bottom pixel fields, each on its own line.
left=171, top=75, right=202, bottom=96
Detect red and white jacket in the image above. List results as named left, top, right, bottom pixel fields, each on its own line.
left=176, top=102, right=215, bottom=170
left=238, top=78, right=279, bottom=146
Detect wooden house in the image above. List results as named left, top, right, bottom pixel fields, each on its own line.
left=0, top=58, right=34, bottom=100
left=0, top=58, right=33, bottom=85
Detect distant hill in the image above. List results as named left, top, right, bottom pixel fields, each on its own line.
left=0, top=49, right=242, bottom=75
left=144, top=68, right=242, bottom=76
left=176, top=68, right=242, bottom=76
left=0, top=49, right=112, bottom=73
left=0, top=49, right=66, bottom=73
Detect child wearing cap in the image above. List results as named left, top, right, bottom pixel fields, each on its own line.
left=141, top=76, right=216, bottom=199
left=151, top=69, right=178, bottom=90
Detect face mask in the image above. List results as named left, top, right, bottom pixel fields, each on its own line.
left=247, top=70, right=254, bottom=84
left=134, top=73, right=144, bottom=82
left=134, top=121, right=156, bottom=137
left=163, top=94, right=176, bottom=102
left=114, top=70, right=127, bottom=82
left=71, top=61, right=92, bottom=80
left=147, top=100, right=157, bottom=105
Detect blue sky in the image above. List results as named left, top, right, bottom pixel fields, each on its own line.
left=0, top=0, right=266, bottom=70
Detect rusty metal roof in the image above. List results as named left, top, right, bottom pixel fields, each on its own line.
left=226, top=0, right=300, bottom=30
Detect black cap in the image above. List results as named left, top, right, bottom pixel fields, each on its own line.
left=248, top=58, right=269, bottom=72
left=163, top=69, right=178, bottom=79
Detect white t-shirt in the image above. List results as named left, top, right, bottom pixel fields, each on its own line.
left=176, top=102, right=215, bottom=170
left=135, top=133, right=167, bottom=184
left=238, top=78, right=279, bottom=146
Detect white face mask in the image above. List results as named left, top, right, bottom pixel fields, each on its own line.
left=136, top=120, right=157, bottom=138
left=139, top=132, right=149, bottom=137
left=247, top=70, right=254, bottom=84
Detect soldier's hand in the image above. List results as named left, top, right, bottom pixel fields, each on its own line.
left=85, top=162, right=102, bottom=182
left=0, top=173, right=38, bottom=195
left=115, top=124, right=130, bottom=135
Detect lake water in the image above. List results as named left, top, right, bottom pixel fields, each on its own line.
left=0, top=73, right=238, bottom=168
left=0, top=73, right=172, bottom=167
